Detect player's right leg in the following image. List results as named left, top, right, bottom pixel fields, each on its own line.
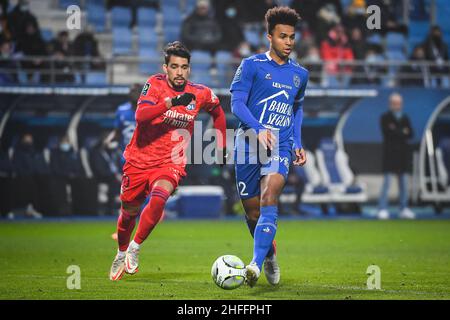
left=110, top=163, right=147, bottom=280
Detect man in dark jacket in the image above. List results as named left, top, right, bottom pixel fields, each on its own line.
left=181, top=0, right=222, bottom=53
left=377, top=93, right=415, bottom=219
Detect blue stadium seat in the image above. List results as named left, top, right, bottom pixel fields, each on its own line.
left=215, top=51, right=234, bottom=87
left=41, top=29, right=54, bottom=42
left=436, top=0, right=450, bottom=35
left=87, top=2, right=106, bottom=32
left=85, top=72, right=107, bottom=85
left=366, top=33, right=382, bottom=45
left=112, top=27, right=133, bottom=55
left=164, top=26, right=181, bottom=43
left=137, top=7, right=157, bottom=29
left=408, top=20, right=430, bottom=49
left=162, top=5, right=182, bottom=26
left=244, top=29, right=262, bottom=47
left=111, top=6, right=132, bottom=27
left=386, top=32, right=406, bottom=52
left=139, top=48, right=161, bottom=75
left=59, top=0, right=81, bottom=9
left=138, top=27, right=158, bottom=47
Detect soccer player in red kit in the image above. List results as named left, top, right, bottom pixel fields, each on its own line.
left=109, top=42, right=227, bottom=281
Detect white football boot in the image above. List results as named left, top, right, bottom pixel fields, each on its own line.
left=125, top=242, right=140, bottom=274
left=264, top=255, right=280, bottom=285
left=245, top=263, right=261, bottom=288
left=109, top=252, right=126, bottom=281
left=377, top=209, right=390, bottom=220
left=399, top=207, right=416, bottom=219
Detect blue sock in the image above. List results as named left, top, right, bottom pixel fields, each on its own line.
left=245, top=215, right=275, bottom=257
left=251, top=206, right=278, bottom=270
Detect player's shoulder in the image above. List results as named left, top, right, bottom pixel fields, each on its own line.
left=243, top=53, right=270, bottom=65
left=146, top=73, right=166, bottom=85
left=186, top=81, right=208, bottom=92
left=289, top=59, right=309, bottom=77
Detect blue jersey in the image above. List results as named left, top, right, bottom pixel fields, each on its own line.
left=230, top=52, right=308, bottom=150
left=115, top=102, right=136, bottom=150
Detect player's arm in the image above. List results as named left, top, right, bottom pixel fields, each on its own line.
left=293, top=72, right=309, bottom=166
left=230, top=59, right=276, bottom=150
left=204, top=89, right=228, bottom=165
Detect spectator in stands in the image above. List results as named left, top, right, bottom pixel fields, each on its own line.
left=215, top=1, right=244, bottom=52
left=399, top=45, right=429, bottom=87
left=359, top=48, right=385, bottom=85
left=72, top=27, right=104, bottom=80
left=349, top=27, right=368, bottom=84
left=181, top=0, right=222, bottom=53
left=15, top=20, right=47, bottom=82
left=315, top=3, right=342, bottom=44
left=377, top=93, right=415, bottom=220
left=0, top=39, right=17, bottom=84
left=302, top=45, right=322, bottom=85
left=233, top=41, right=253, bottom=59
left=343, top=0, right=367, bottom=33
left=49, top=31, right=74, bottom=84
left=239, top=0, right=277, bottom=24
left=290, top=0, right=342, bottom=33
left=422, top=26, right=449, bottom=88
left=11, top=133, right=43, bottom=219
left=320, top=24, right=354, bottom=86
left=7, top=0, right=40, bottom=41
left=0, top=13, right=13, bottom=44
left=89, top=135, right=122, bottom=216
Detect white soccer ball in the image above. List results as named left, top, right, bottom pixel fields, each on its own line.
left=211, top=255, right=246, bottom=290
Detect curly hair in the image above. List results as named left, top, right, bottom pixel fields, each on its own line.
left=265, top=6, right=301, bottom=35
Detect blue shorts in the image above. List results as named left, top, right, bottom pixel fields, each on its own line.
left=234, top=147, right=292, bottom=200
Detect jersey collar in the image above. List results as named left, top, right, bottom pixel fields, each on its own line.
left=265, top=51, right=291, bottom=66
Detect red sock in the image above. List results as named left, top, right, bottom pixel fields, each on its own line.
left=117, top=208, right=138, bottom=252
left=134, top=186, right=170, bottom=245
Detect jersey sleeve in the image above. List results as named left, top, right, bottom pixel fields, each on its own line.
left=230, top=58, right=256, bottom=94
left=293, top=71, right=309, bottom=150
left=202, top=87, right=221, bottom=112
left=137, top=76, right=161, bottom=108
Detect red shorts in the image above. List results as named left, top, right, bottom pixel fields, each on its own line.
left=120, top=162, right=185, bottom=206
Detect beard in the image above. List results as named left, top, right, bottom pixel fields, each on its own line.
left=169, top=78, right=187, bottom=91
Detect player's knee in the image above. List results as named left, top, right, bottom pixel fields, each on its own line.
left=121, top=202, right=140, bottom=215
left=260, top=191, right=279, bottom=207
left=246, top=209, right=260, bottom=221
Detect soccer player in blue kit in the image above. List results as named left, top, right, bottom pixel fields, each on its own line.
left=230, top=7, right=308, bottom=287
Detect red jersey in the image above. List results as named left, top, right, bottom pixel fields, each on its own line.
left=123, top=74, right=221, bottom=173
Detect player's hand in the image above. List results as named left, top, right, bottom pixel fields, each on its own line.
left=293, top=148, right=307, bottom=166
left=171, top=93, right=196, bottom=107
left=257, top=129, right=276, bottom=151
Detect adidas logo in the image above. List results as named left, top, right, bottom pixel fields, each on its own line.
left=263, top=227, right=271, bottom=233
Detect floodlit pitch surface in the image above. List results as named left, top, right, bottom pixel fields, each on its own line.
left=0, top=220, right=449, bottom=299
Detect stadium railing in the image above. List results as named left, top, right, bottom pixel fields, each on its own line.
left=1, top=56, right=449, bottom=88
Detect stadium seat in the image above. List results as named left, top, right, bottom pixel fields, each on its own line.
left=111, top=6, right=132, bottom=27
left=163, top=26, right=181, bottom=43
left=41, top=29, right=54, bottom=42
left=139, top=47, right=161, bottom=75
left=87, top=2, right=106, bottom=32
left=215, top=51, right=234, bottom=88
left=85, top=72, right=107, bottom=85
left=190, top=51, right=213, bottom=85
left=408, top=20, right=430, bottom=49
left=137, top=7, right=157, bottom=29
left=366, top=33, right=383, bottom=45
left=138, top=27, right=158, bottom=48
left=59, top=0, right=81, bottom=9
left=386, top=32, right=407, bottom=52
left=244, top=28, right=262, bottom=47
left=297, top=151, right=332, bottom=204
left=162, top=5, right=182, bottom=27
left=112, top=27, right=133, bottom=55
left=315, top=138, right=368, bottom=203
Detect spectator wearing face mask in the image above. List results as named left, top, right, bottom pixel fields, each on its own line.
left=214, top=2, right=244, bottom=52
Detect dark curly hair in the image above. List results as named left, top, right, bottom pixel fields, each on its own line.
left=265, top=6, right=301, bottom=35
left=163, top=41, right=191, bottom=64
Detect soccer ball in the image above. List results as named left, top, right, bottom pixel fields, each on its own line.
left=211, top=255, right=246, bottom=290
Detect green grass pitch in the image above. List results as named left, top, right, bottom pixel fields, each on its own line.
left=1, top=219, right=449, bottom=300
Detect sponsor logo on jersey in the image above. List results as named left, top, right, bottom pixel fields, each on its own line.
left=272, top=82, right=292, bottom=90
left=163, top=109, right=195, bottom=128
left=232, top=64, right=243, bottom=83
left=141, top=83, right=150, bottom=96
left=294, top=75, right=301, bottom=88
left=186, top=102, right=196, bottom=111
